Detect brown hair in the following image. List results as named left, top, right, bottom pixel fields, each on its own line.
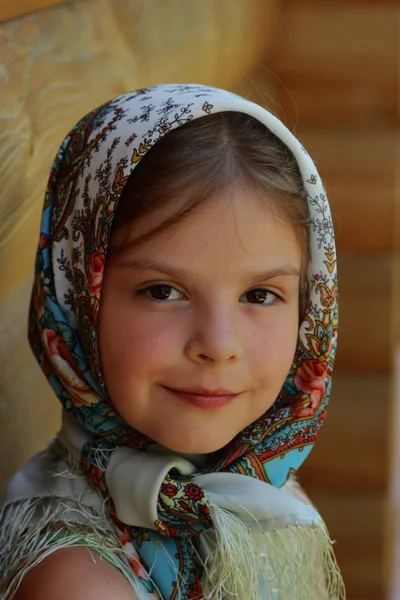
left=111, top=111, right=310, bottom=314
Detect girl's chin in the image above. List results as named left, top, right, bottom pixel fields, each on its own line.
left=149, top=431, right=234, bottom=457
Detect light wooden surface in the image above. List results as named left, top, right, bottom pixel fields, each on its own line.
left=0, top=0, right=68, bottom=23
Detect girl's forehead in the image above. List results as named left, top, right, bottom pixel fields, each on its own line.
left=108, top=188, right=302, bottom=273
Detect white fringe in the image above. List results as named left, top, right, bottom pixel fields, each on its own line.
left=0, top=486, right=345, bottom=599
left=198, top=503, right=346, bottom=600
left=0, top=496, right=152, bottom=600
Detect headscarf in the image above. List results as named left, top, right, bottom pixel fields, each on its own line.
left=28, top=84, right=341, bottom=599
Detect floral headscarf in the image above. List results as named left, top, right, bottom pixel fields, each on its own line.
left=29, top=84, right=339, bottom=599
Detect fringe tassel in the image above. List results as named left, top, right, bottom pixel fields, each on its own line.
left=0, top=492, right=345, bottom=600
left=200, top=503, right=346, bottom=600
left=0, top=497, right=152, bottom=600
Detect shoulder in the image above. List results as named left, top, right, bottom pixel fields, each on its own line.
left=11, top=546, right=138, bottom=600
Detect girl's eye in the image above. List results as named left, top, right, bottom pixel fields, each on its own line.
left=138, top=284, right=184, bottom=303
left=136, top=285, right=282, bottom=306
left=240, top=288, right=282, bottom=306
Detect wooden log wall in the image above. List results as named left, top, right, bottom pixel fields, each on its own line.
left=267, top=2, right=399, bottom=599
left=387, top=118, right=400, bottom=600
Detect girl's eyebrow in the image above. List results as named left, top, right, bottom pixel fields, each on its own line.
left=118, top=258, right=301, bottom=282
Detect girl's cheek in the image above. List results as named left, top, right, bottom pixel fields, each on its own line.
left=248, top=319, right=298, bottom=369
left=114, top=311, right=182, bottom=363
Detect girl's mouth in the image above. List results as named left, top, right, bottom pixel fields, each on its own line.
left=162, top=386, right=240, bottom=409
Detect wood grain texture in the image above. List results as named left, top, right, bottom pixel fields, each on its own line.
left=270, top=4, right=399, bottom=127
left=393, top=136, right=400, bottom=342
left=387, top=348, right=400, bottom=599
left=386, top=124, right=400, bottom=598
left=286, top=0, right=400, bottom=4
left=310, top=492, right=385, bottom=600
left=0, top=0, right=69, bottom=24
left=335, top=253, right=392, bottom=374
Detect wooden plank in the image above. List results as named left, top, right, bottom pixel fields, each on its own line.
left=0, top=0, right=69, bottom=23
left=334, top=253, right=392, bottom=374
left=386, top=132, right=400, bottom=598
left=297, top=129, right=397, bottom=253
left=395, top=255, right=400, bottom=345
left=309, top=492, right=385, bottom=600
left=387, top=348, right=400, bottom=599
left=270, top=5, right=398, bottom=127
left=274, top=81, right=397, bottom=128
left=272, top=5, right=398, bottom=83
left=284, top=0, right=400, bottom=7
left=299, top=374, right=390, bottom=493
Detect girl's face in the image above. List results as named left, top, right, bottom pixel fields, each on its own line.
left=99, top=188, right=302, bottom=454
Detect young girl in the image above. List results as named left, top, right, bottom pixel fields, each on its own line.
left=0, top=84, right=344, bottom=599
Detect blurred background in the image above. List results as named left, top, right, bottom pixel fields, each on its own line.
left=0, top=1, right=398, bottom=598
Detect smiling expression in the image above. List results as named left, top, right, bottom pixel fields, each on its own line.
left=98, top=187, right=302, bottom=454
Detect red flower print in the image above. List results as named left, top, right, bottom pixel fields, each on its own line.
left=198, top=503, right=212, bottom=524
left=178, top=499, right=192, bottom=513
left=154, top=519, right=177, bottom=537
left=161, top=483, right=178, bottom=498
left=88, top=249, right=106, bottom=297
left=295, top=359, right=328, bottom=395
left=43, top=328, right=99, bottom=407
left=293, top=359, right=328, bottom=418
left=184, top=484, right=204, bottom=502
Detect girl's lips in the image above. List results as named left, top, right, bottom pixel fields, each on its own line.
left=163, top=386, right=240, bottom=409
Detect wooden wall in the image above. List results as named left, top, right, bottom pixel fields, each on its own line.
left=387, top=114, right=400, bottom=600
left=267, top=2, right=399, bottom=598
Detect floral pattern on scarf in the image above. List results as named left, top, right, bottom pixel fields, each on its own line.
left=28, top=84, right=338, bottom=598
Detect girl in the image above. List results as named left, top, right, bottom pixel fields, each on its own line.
left=0, top=84, right=344, bottom=599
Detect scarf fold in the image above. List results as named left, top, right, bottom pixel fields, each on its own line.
left=56, top=410, right=343, bottom=599
left=28, top=83, right=342, bottom=598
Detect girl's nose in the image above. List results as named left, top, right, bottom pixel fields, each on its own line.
left=184, top=308, right=243, bottom=364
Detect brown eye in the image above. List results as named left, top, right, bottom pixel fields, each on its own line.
left=148, top=285, right=174, bottom=300
left=136, top=284, right=184, bottom=303
left=241, top=289, right=280, bottom=306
